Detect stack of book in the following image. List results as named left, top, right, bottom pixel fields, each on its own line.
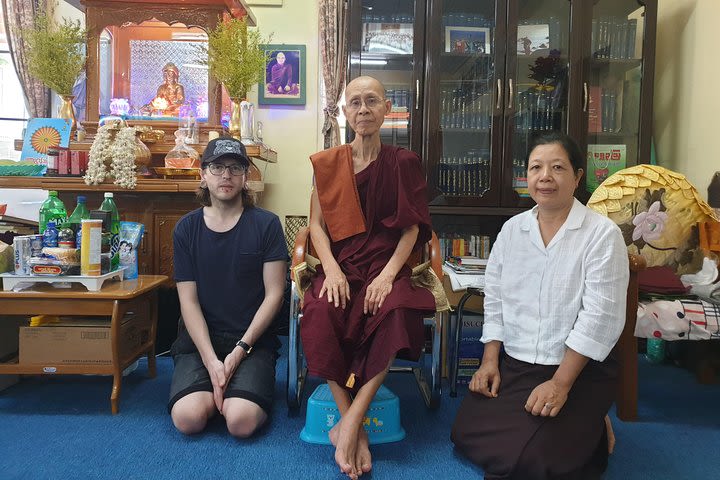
left=444, top=255, right=487, bottom=274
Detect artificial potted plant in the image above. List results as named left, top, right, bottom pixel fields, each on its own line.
left=205, top=17, right=270, bottom=141
left=24, top=10, right=86, bottom=132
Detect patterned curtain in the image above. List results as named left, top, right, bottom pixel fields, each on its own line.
left=1, top=0, right=50, bottom=118
left=319, top=0, right=349, bottom=149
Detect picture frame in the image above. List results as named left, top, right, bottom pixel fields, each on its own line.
left=258, top=44, right=306, bottom=106
left=517, top=24, right=550, bottom=55
left=444, top=26, right=491, bottom=54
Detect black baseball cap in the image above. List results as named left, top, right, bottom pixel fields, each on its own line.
left=201, top=136, right=250, bottom=168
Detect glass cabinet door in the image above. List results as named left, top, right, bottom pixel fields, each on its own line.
left=426, top=0, right=503, bottom=207
left=348, top=0, right=424, bottom=151
left=502, top=0, right=572, bottom=207
left=584, top=0, right=646, bottom=194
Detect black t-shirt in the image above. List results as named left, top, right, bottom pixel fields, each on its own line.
left=173, top=206, right=288, bottom=335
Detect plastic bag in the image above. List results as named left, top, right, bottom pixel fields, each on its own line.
left=164, top=130, right=200, bottom=169
left=119, top=222, right=144, bottom=279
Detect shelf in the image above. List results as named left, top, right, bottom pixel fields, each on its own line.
left=441, top=128, right=490, bottom=134
left=0, top=176, right=202, bottom=193
left=429, top=205, right=525, bottom=216
left=14, top=139, right=278, bottom=164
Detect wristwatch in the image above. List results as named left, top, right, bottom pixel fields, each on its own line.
left=235, top=339, right=253, bottom=355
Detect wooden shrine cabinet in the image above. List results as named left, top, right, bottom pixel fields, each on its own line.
left=347, top=0, right=656, bottom=253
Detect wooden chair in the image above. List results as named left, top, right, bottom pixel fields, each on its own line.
left=286, top=226, right=447, bottom=412
left=615, top=253, right=647, bottom=421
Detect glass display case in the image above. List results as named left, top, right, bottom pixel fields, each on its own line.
left=83, top=0, right=255, bottom=130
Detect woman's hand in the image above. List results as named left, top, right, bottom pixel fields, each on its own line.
left=469, top=359, right=501, bottom=398
left=364, top=273, right=393, bottom=315
left=525, top=379, right=570, bottom=417
left=319, top=266, right=350, bottom=309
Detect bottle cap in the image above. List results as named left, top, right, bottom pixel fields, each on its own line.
left=77, top=195, right=86, bottom=203
left=49, top=190, right=58, bottom=196
left=47, top=221, right=56, bottom=228
left=104, top=192, right=114, bottom=198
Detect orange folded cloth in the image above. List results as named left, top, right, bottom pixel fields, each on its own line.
left=310, top=144, right=366, bottom=242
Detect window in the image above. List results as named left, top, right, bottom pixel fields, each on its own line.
left=0, top=4, right=30, bottom=161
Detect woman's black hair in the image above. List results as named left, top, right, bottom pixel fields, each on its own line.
left=526, top=131, right=584, bottom=174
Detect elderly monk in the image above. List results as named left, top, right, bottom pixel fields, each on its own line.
left=300, top=76, right=435, bottom=479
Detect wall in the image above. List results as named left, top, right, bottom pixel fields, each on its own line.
left=249, top=1, right=319, bottom=221
left=655, top=0, right=719, bottom=201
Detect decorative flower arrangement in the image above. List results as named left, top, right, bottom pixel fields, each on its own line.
left=23, top=10, right=86, bottom=96
left=84, top=124, right=138, bottom=189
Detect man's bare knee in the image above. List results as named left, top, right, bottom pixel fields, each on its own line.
left=224, top=398, right=267, bottom=438
left=171, top=392, right=214, bottom=435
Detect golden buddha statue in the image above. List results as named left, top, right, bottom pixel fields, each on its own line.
left=142, top=62, right=185, bottom=116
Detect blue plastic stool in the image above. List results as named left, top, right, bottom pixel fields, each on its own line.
left=300, top=384, right=406, bottom=445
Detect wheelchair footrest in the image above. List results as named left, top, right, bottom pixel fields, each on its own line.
left=300, top=384, right=406, bottom=445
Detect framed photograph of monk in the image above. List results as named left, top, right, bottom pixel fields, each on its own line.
left=259, top=44, right=306, bottom=105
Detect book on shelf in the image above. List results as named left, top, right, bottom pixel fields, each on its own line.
left=443, top=260, right=486, bottom=275
left=438, top=234, right=492, bottom=260
left=586, top=144, right=627, bottom=192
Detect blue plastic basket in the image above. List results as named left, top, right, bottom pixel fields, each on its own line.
left=300, top=384, right=406, bottom=445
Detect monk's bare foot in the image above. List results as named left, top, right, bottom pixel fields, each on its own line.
left=334, top=417, right=361, bottom=479
left=357, top=428, right=372, bottom=474
left=329, top=418, right=342, bottom=447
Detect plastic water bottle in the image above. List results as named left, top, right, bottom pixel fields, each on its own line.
left=43, top=221, right=59, bottom=247
left=38, top=191, right=67, bottom=234
left=99, top=192, right=120, bottom=271
left=645, top=337, right=665, bottom=364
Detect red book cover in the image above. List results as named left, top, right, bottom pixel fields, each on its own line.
left=588, top=86, right=602, bottom=133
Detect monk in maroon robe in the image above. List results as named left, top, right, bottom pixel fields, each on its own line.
left=301, top=76, right=436, bottom=479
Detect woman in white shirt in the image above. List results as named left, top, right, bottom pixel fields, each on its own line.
left=451, top=132, right=629, bottom=480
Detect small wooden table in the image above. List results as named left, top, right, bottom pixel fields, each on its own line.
left=0, top=275, right=167, bottom=414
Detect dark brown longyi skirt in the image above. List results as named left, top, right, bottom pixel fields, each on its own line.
left=451, top=353, right=618, bottom=480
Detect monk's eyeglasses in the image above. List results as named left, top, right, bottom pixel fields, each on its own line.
left=346, top=96, right=386, bottom=111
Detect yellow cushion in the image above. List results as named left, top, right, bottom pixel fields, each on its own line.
left=588, top=165, right=719, bottom=274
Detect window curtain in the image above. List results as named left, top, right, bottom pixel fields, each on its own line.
left=319, top=0, right=348, bottom=149
left=2, top=0, right=50, bottom=118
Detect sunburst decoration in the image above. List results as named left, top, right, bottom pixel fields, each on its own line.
left=30, top=126, right=62, bottom=154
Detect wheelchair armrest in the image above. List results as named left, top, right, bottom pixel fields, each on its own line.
left=291, top=226, right=311, bottom=269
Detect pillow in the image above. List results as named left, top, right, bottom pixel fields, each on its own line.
left=588, top=165, right=719, bottom=274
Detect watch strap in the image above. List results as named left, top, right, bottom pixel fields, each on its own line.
left=235, top=340, right=253, bottom=355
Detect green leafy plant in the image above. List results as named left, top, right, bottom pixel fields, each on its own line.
left=205, top=17, right=271, bottom=99
left=24, top=12, right=86, bottom=95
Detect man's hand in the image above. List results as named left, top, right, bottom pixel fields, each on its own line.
left=469, top=359, right=501, bottom=398
left=364, top=273, right=393, bottom=315
left=319, top=266, right=350, bottom=309
left=525, top=379, right=570, bottom=417
left=205, top=357, right=227, bottom=413
left=223, top=348, right=247, bottom=381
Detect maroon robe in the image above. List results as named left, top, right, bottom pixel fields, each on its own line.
left=301, top=145, right=436, bottom=392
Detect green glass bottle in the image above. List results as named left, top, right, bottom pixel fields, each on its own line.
left=66, top=195, right=91, bottom=234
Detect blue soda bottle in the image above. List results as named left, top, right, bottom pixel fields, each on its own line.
left=43, top=221, right=59, bottom=248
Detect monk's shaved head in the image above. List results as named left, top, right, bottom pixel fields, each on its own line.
left=345, top=76, right=387, bottom=100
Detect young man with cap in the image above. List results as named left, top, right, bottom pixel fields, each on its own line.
left=169, top=136, right=288, bottom=438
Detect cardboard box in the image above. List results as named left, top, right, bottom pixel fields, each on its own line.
left=19, top=317, right=145, bottom=365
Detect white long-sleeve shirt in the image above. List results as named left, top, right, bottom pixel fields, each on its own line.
left=481, top=198, right=629, bottom=364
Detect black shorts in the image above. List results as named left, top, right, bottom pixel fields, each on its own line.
left=168, top=327, right=279, bottom=415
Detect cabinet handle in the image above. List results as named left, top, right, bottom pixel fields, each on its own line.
left=507, top=78, right=514, bottom=110
left=583, top=82, right=589, bottom=112
left=415, top=80, right=420, bottom=110
left=496, top=79, right=502, bottom=110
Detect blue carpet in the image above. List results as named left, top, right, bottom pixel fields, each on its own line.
left=1, top=341, right=718, bottom=480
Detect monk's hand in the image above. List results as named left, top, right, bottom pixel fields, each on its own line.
left=205, top=357, right=227, bottom=414
left=469, top=359, right=501, bottom=398
left=364, top=273, right=393, bottom=315
left=525, top=379, right=569, bottom=417
left=319, top=267, right=350, bottom=309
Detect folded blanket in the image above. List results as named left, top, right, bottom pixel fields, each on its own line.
left=639, top=266, right=690, bottom=295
